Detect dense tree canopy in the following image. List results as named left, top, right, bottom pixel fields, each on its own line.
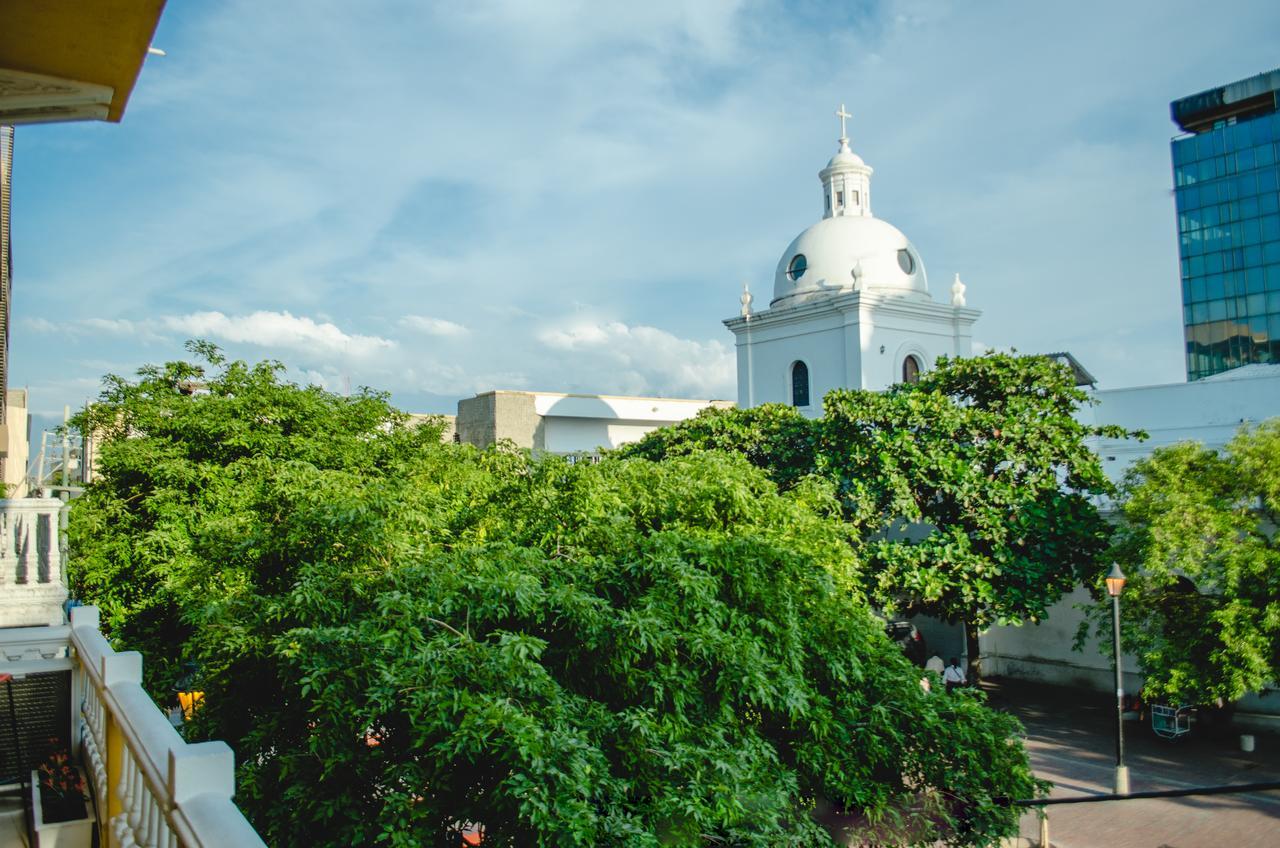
left=618, top=403, right=817, bottom=492
left=622, top=354, right=1131, bottom=666
left=69, top=342, right=443, bottom=690
left=69, top=346, right=1043, bottom=847
left=1091, top=421, right=1280, bottom=706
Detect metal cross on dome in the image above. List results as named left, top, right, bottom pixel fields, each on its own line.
left=835, top=104, right=852, bottom=139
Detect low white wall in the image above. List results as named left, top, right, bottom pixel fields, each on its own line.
left=981, top=588, right=1143, bottom=692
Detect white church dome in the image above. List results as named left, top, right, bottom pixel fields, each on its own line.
left=770, top=111, right=929, bottom=307
left=772, top=215, right=928, bottom=306
left=825, top=147, right=865, bottom=169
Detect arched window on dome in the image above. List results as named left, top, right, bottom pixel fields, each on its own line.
left=902, top=355, right=921, bottom=384
left=791, top=361, right=810, bottom=407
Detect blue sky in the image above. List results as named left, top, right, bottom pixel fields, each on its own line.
left=10, top=0, right=1280, bottom=425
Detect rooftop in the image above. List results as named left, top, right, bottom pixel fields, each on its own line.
left=1171, top=67, right=1280, bottom=134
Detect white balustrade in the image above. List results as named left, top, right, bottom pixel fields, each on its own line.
left=42, top=606, right=267, bottom=848
left=0, top=497, right=69, bottom=627
left=66, top=606, right=267, bottom=848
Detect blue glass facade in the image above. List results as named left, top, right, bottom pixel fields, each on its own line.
left=1173, top=108, right=1280, bottom=380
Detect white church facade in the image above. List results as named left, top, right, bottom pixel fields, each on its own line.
left=723, top=112, right=979, bottom=412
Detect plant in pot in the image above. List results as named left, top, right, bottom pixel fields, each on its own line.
left=32, top=742, right=91, bottom=847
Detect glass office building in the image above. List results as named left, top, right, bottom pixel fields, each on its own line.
left=1171, top=69, right=1280, bottom=380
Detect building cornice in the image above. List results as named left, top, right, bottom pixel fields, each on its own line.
left=725, top=291, right=981, bottom=334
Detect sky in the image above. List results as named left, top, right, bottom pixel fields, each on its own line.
left=9, top=0, right=1280, bottom=431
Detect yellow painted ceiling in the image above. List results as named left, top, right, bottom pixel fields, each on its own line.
left=0, top=0, right=168, bottom=122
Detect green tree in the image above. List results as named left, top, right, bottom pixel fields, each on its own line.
left=1090, top=421, right=1280, bottom=706
left=618, top=402, right=818, bottom=491
left=68, top=341, right=444, bottom=690
left=624, top=354, right=1132, bottom=676
left=819, top=354, right=1131, bottom=672
left=69, top=347, right=1043, bottom=847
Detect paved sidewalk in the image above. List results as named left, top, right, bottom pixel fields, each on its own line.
left=985, top=679, right=1279, bottom=848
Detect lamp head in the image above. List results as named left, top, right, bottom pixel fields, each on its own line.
left=1105, top=562, right=1126, bottom=597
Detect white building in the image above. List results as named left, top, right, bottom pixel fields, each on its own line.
left=723, top=111, right=979, bottom=413
left=453, top=390, right=732, bottom=455
left=1086, top=363, right=1280, bottom=487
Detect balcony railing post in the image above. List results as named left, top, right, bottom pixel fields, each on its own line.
left=168, top=743, right=235, bottom=804
left=101, top=651, right=142, bottom=846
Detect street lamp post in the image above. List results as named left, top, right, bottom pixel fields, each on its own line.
left=1106, top=562, right=1129, bottom=795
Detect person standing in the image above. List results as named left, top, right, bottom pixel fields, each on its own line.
left=943, top=657, right=967, bottom=693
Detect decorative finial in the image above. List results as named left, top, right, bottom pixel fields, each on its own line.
left=740, top=281, right=754, bottom=318
left=851, top=260, right=864, bottom=290
left=835, top=103, right=852, bottom=152
left=951, top=273, right=967, bottom=307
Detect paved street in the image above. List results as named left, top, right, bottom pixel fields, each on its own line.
left=985, top=679, right=1280, bottom=848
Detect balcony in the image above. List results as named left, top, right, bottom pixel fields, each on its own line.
left=0, top=605, right=266, bottom=847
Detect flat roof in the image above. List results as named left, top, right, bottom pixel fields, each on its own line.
left=1171, top=67, right=1280, bottom=133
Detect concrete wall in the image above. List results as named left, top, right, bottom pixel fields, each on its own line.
left=407, top=413, right=456, bottom=444
left=543, top=418, right=668, bottom=453
left=456, top=391, right=541, bottom=450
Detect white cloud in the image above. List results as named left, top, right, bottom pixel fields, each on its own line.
left=161, top=310, right=395, bottom=358
left=82, top=318, right=145, bottom=337
left=400, top=315, right=469, bottom=337
left=537, top=320, right=734, bottom=398
left=20, top=316, right=166, bottom=343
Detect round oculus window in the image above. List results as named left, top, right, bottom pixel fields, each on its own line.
left=897, top=249, right=915, bottom=275
left=787, top=254, right=807, bottom=281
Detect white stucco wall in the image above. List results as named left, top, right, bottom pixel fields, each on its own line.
left=532, top=393, right=732, bottom=455
left=869, top=310, right=959, bottom=394
left=981, top=588, right=1144, bottom=692
left=733, top=315, right=851, bottom=415
left=1083, top=364, right=1280, bottom=486
left=542, top=418, right=680, bottom=453
left=726, top=291, right=979, bottom=410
